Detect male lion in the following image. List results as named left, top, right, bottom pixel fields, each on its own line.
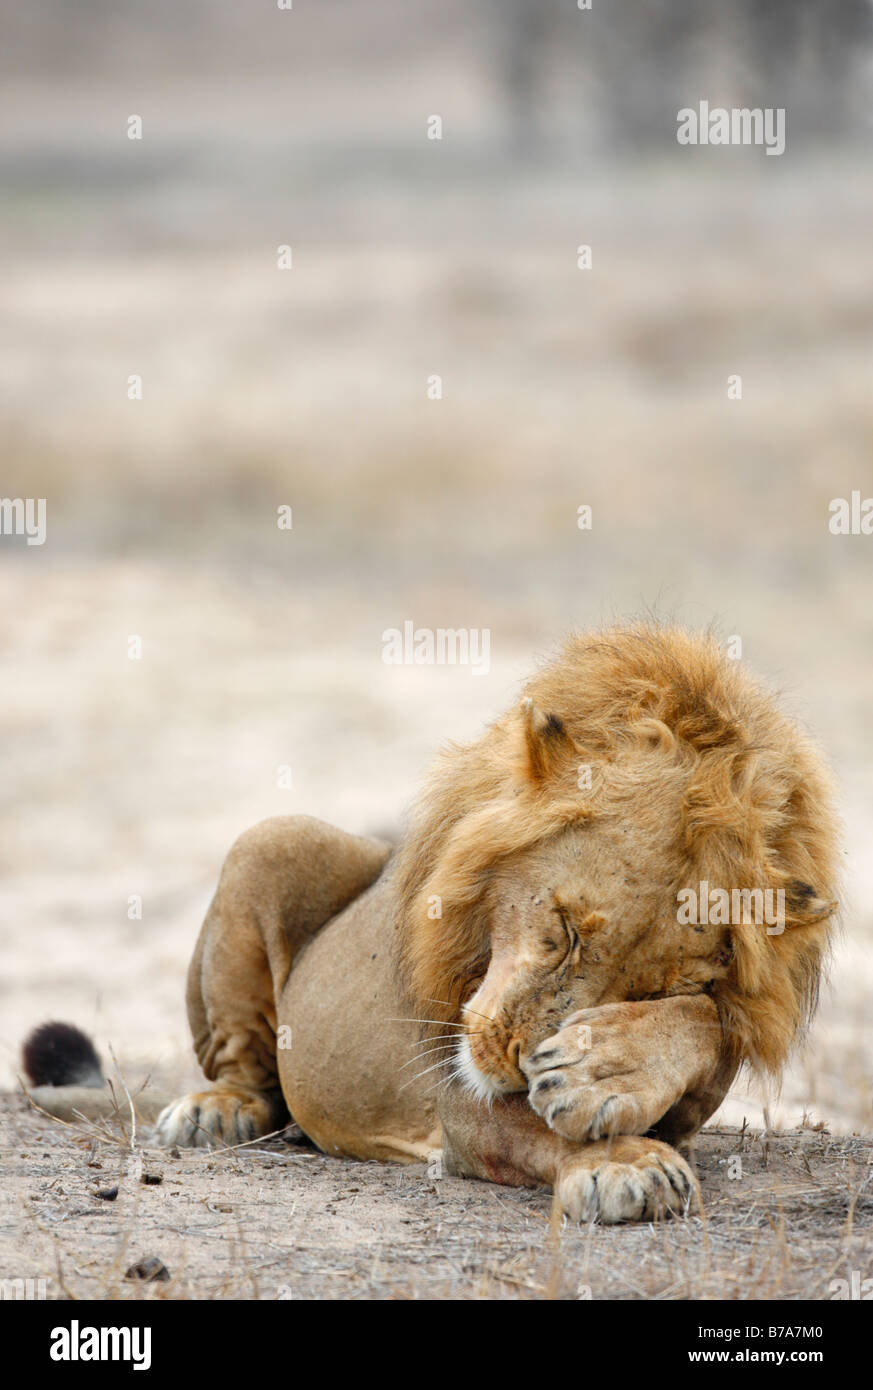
left=27, top=626, right=840, bottom=1223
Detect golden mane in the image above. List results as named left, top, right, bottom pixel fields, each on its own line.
left=394, top=623, right=840, bottom=1076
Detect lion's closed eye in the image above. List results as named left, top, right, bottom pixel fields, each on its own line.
left=542, top=909, right=572, bottom=956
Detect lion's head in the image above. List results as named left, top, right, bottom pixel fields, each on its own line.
left=395, top=624, right=840, bottom=1100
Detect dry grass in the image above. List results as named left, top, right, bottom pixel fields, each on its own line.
left=2, top=1093, right=870, bottom=1301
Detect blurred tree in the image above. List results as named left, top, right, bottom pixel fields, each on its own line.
left=743, top=0, right=873, bottom=136
left=493, top=0, right=873, bottom=155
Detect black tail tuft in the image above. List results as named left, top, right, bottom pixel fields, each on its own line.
left=22, top=1021, right=104, bottom=1089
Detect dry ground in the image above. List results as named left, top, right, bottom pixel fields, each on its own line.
left=1, top=1092, right=870, bottom=1301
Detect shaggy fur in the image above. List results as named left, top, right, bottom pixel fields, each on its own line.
left=395, top=623, right=840, bottom=1077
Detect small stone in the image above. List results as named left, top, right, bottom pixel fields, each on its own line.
left=95, top=1186, right=118, bottom=1201
left=125, top=1256, right=170, bottom=1283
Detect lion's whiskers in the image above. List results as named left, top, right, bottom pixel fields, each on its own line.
left=398, top=1042, right=459, bottom=1071
left=426, top=997, right=495, bottom=1024
left=387, top=1017, right=467, bottom=1029
left=405, top=1034, right=464, bottom=1051
left=420, top=1077, right=454, bottom=1101
left=397, top=1056, right=456, bottom=1093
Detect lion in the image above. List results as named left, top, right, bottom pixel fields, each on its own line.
left=24, top=625, right=840, bottom=1223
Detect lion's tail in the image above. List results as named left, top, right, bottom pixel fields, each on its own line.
left=20, top=1021, right=171, bottom=1125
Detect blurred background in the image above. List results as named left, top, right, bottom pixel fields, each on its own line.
left=1, top=1, right=871, bottom=1133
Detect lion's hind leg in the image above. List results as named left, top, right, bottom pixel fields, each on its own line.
left=156, top=816, right=392, bottom=1149
left=155, top=883, right=288, bottom=1149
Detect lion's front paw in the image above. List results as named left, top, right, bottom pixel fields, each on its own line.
left=522, top=1001, right=704, bottom=1142
left=154, top=1088, right=280, bottom=1148
left=555, top=1136, right=696, bottom=1224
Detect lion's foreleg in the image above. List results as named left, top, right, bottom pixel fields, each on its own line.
left=438, top=1085, right=697, bottom=1224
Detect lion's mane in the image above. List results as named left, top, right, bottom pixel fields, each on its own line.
left=395, top=623, right=840, bottom=1077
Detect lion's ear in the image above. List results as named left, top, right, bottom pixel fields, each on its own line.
left=787, top=881, right=838, bottom=926
left=518, top=698, right=574, bottom=784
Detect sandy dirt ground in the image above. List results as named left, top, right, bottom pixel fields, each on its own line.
left=3, top=1094, right=871, bottom=1301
